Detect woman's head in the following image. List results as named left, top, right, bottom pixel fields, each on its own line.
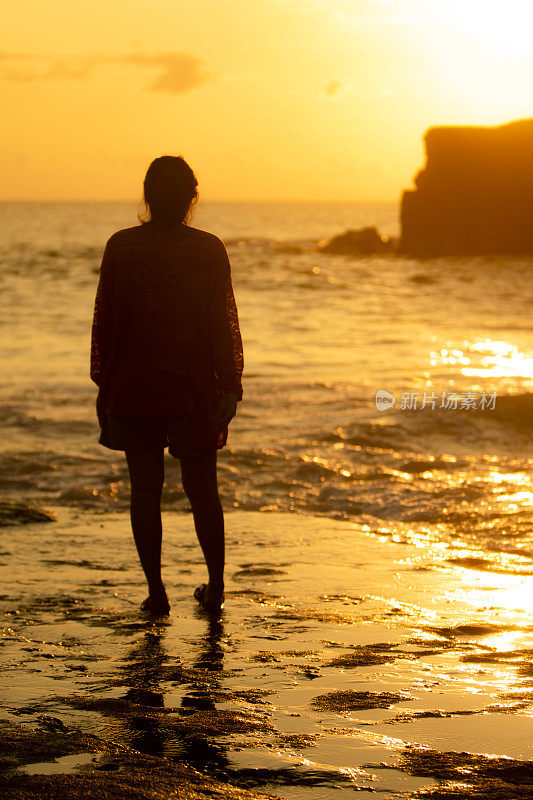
left=138, top=155, right=198, bottom=226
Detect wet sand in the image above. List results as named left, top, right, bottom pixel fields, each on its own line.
left=2, top=508, right=533, bottom=798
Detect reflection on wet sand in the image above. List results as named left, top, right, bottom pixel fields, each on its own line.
left=3, top=509, right=533, bottom=799
left=119, top=618, right=232, bottom=772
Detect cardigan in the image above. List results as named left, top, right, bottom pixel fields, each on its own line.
left=90, top=221, right=244, bottom=450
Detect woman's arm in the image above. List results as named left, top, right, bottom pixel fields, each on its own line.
left=208, top=240, right=244, bottom=403
left=90, top=237, right=116, bottom=390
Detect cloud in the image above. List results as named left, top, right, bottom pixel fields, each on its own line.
left=0, top=51, right=210, bottom=93
left=324, top=80, right=343, bottom=98
left=0, top=52, right=94, bottom=82
left=317, top=80, right=349, bottom=102
left=115, top=53, right=210, bottom=93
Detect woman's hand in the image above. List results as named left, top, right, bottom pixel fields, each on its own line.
left=212, top=392, right=238, bottom=433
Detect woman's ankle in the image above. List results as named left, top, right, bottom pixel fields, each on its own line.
left=148, top=580, right=167, bottom=598
left=207, top=580, right=224, bottom=598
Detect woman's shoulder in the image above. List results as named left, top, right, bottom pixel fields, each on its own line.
left=177, top=226, right=230, bottom=264
left=104, top=226, right=140, bottom=250
left=184, top=225, right=226, bottom=249
left=104, top=224, right=227, bottom=262
left=103, top=225, right=161, bottom=257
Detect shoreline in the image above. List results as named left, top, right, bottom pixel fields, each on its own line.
left=2, top=507, right=533, bottom=799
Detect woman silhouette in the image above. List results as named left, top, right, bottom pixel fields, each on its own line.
left=90, top=156, right=244, bottom=616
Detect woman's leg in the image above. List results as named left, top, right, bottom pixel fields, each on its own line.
left=179, top=450, right=224, bottom=609
left=125, top=448, right=169, bottom=613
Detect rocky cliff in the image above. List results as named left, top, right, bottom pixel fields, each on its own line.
left=400, top=118, right=533, bottom=256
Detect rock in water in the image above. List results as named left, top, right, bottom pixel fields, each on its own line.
left=400, top=118, right=533, bottom=257
left=0, top=500, right=56, bottom=526
left=318, top=227, right=394, bottom=256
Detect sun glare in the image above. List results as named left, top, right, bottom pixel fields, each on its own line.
left=441, top=0, right=533, bottom=56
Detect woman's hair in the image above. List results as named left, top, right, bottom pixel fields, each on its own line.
left=138, top=155, right=199, bottom=226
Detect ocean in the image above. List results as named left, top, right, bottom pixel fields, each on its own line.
left=3, top=200, right=533, bottom=799
left=2, top=199, right=533, bottom=568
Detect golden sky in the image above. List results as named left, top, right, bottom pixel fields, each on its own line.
left=2, top=0, right=532, bottom=201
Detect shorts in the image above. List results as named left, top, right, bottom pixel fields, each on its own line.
left=98, top=413, right=214, bottom=459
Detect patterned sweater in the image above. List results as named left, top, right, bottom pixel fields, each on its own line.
left=90, top=221, right=244, bottom=450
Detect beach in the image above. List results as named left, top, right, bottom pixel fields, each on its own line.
left=4, top=0, right=533, bottom=789
left=2, top=506, right=533, bottom=798
left=2, top=199, right=533, bottom=798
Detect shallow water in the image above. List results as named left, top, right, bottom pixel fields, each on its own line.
left=3, top=509, right=533, bottom=798
left=2, top=201, right=533, bottom=574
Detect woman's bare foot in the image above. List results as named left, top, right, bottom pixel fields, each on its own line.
left=141, top=584, right=170, bottom=616
left=140, top=596, right=170, bottom=616
left=194, top=583, right=224, bottom=614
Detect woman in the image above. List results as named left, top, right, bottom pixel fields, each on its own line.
left=90, top=155, right=244, bottom=616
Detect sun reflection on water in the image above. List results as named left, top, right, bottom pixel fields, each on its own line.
left=430, top=339, right=533, bottom=383
left=485, top=471, right=531, bottom=486
left=496, top=491, right=533, bottom=510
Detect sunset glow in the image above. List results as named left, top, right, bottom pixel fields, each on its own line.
left=2, top=0, right=532, bottom=201
left=441, top=0, right=533, bottom=55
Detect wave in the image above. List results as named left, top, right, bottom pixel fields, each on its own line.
left=0, top=237, right=319, bottom=278
left=2, top=431, right=533, bottom=574
left=364, top=393, right=533, bottom=451
left=2, top=386, right=533, bottom=576
left=474, top=391, right=533, bottom=429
